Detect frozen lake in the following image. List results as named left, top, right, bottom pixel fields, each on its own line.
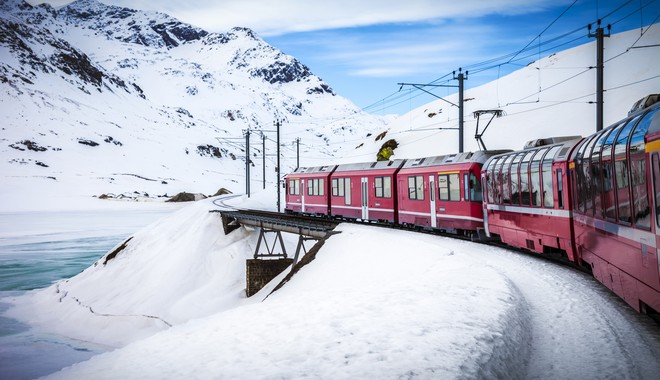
left=0, top=208, right=179, bottom=291
left=0, top=205, right=181, bottom=380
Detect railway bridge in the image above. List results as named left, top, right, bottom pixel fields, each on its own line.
left=214, top=209, right=340, bottom=296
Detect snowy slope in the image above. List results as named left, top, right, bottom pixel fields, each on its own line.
left=4, top=194, right=660, bottom=379
left=0, top=0, right=389, bottom=211
left=344, top=25, right=659, bottom=163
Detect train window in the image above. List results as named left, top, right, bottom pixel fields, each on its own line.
left=520, top=151, right=535, bottom=206
left=630, top=109, right=656, bottom=154
left=470, top=173, right=482, bottom=202
left=631, top=158, right=650, bottom=229
left=509, top=153, right=523, bottom=205
left=332, top=178, right=350, bottom=199
left=590, top=129, right=611, bottom=218
left=307, top=178, right=324, bottom=196
left=439, top=173, right=460, bottom=201
left=530, top=148, right=547, bottom=207
left=495, top=157, right=507, bottom=204
left=602, top=122, right=624, bottom=220
left=542, top=146, right=561, bottom=208
left=556, top=169, right=564, bottom=209
left=408, top=176, right=425, bottom=200
left=463, top=173, right=469, bottom=201
left=614, top=117, right=639, bottom=224
left=573, top=136, right=592, bottom=213
left=582, top=137, right=600, bottom=215
left=375, top=176, right=392, bottom=198
left=289, top=179, right=300, bottom=195
left=653, top=153, right=660, bottom=228
left=486, top=158, right=499, bottom=204
left=573, top=140, right=587, bottom=212
left=501, top=155, right=514, bottom=204
left=629, top=112, right=655, bottom=229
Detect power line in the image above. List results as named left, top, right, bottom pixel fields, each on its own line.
left=508, top=0, right=579, bottom=64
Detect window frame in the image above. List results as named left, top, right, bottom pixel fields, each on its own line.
left=408, top=175, right=425, bottom=201
left=438, top=172, right=460, bottom=202
left=375, top=176, right=392, bottom=198
left=288, top=179, right=300, bottom=195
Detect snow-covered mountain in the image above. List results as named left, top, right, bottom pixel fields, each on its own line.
left=0, top=0, right=388, bottom=211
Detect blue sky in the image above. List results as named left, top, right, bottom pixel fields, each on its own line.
left=35, top=0, right=660, bottom=114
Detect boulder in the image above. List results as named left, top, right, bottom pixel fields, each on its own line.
left=166, top=192, right=207, bottom=202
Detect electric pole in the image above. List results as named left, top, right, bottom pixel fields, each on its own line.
left=244, top=129, right=251, bottom=198
left=274, top=119, right=281, bottom=212
left=261, top=131, right=266, bottom=190
left=453, top=68, right=467, bottom=153
left=295, top=138, right=300, bottom=169
left=588, top=20, right=610, bottom=132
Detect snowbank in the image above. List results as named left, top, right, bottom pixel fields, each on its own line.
left=2, top=197, right=270, bottom=347
left=36, top=221, right=529, bottom=379
left=5, top=193, right=660, bottom=379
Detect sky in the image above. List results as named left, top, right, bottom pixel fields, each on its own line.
left=25, top=0, right=660, bottom=114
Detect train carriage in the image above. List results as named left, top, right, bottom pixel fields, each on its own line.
left=397, top=151, right=508, bottom=234
left=329, top=160, right=406, bottom=222
left=481, top=137, right=582, bottom=261
left=284, top=165, right=336, bottom=215
left=569, top=99, right=660, bottom=314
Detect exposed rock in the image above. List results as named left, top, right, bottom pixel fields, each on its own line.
left=9, top=140, right=47, bottom=151
left=212, top=188, right=232, bottom=197
left=197, top=144, right=221, bottom=158
left=78, top=138, right=99, bottom=146
left=104, top=136, right=123, bottom=145
left=166, top=192, right=207, bottom=202
left=250, top=57, right=313, bottom=84
left=103, top=236, right=133, bottom=265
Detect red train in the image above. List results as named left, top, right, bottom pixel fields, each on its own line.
left=284, top=95, right=660, bottom=317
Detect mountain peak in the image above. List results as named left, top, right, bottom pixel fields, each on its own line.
left=56, top=0, right=208, bottom=49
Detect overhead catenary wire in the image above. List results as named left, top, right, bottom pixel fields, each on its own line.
left=359, top=1, right=655, bottom=116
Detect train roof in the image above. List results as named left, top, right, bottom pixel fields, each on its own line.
left=333, top=159, right=406, bottom=173
left=483, top=137, right=583, bottom=170
left=400, top=150, right=511, bottom=170
left=569, top=100, right=660, bottom=161
left=287, top=165, right=337, bottom=176
left=523, top=135, right=582, bottom=150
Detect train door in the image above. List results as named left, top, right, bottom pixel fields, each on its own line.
left=653, top=153, right=660, bottom=275
left=481, top=175, right=491, bottom=237
left=361, top=177, right=369, bottom=220
left=429, top=175, right=437, bottom=228
left=301, top=179, right=306, bottom=213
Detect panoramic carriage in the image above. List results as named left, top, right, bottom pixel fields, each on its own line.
left=396, top=151, right=509, bottom=234
left=284, top=165, right=337, bottom=215
left=328, top=160, right=406, bottom=222
left=481, top=136, right=582, bottom=261
left=568, top=97, right=660, bottom=314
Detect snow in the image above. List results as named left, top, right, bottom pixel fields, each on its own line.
left=1, top=1, right=660, bottom=378
left=2, top=194, right=660, bottom=379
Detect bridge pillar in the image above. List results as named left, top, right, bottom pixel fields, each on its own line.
left=245, top=258, right=293, bottom=297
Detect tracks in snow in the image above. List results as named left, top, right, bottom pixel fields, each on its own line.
left=466, top=243, right=660, bottom=379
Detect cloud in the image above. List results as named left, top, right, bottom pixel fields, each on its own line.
left=273, top=22, right=511, bottom=79
left=30, top=0, right=562, bottom=35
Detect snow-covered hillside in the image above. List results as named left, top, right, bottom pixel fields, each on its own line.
left=346, top=25, right=659, bottom=163
left=3, top=194, right=660, bottom=379
left=0, top=0, right=388, bottom=211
